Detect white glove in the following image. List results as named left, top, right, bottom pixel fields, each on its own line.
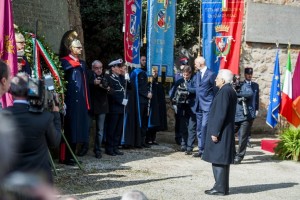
left=62, top=103, right=67, bottom=116
left=125, top=73, right=130, bottom=81
left=256, top=110, right=259, bottom=116
left=173, top=105, right=177, bottom=114
left=122, top=98, right=128, bottom=106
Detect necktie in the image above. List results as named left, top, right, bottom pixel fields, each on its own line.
left=199, top=71, right=202, bottom=83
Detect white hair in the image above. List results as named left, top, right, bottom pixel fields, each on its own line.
left=121, top=190, right=148, bottom=200
left=92, top=60, right=103, bottom=68
left=218, top=69, right=233, bottom=84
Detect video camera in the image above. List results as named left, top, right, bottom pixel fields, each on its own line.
left=173, top=82, right=189, bottom=104
left=27, top=74, right=59, bottom=113
left=96, top=74, right=109, bottom=89
left=232, top=75, right=243, bottom=93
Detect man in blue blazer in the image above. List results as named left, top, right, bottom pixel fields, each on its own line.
left=191, top=56, right=216, bottom=158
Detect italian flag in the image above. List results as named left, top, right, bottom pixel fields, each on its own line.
left=280, top=50, right=293, bottom=124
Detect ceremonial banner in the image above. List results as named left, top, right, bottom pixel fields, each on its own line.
left=280, top=50, right=293, bottom=125
left=202, top=0, right=244, bottom=74
left=291, top=52, right=300, bottom=127
left=124, top=0, right=142, bottom=67
left=266, top=50, right=281, bottom=128
left=0, top=0, right=18, bottom=108
left=147, top=0, right=175, bottom=81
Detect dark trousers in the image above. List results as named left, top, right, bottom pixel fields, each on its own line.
left=139, top=103, right=148, bottom=144
left=196, top=110, right=209, bottom=153
left=105, top=113, right=123, bottom=153
left=174, top=113, right=182, bottom=145
left=179, top=105, right=196, bottom=151
left=146, top=128, right=157, bottom=142
left=235, top=120, right=252, bottom=159
left=212, top=163, right=230, bottom=193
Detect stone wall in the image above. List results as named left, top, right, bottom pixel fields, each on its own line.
left=12, top=0, right=70, bottom=53
left=240, top=0, right=300, bottom=132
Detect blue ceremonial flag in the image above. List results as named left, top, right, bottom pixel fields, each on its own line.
left=266, top=50, right=281, bottom=128
left=146, top=0, right=175, bottom=81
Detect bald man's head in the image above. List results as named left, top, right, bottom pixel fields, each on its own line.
left=194, top=56, right=206, bottom=70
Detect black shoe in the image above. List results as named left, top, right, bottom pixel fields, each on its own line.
left=105, top=151, right=117, bottom=156
left=152, top=141, right=159, bottom=145
left=63, top=159, right=82, bottom=166
left=247, top=142, right=253, bottom=148
left=142, top=143, right=151, bottom=148
left=77, top=148, right=88, bottom=157
left=95, top=152, right=102, bottom=159
left=193, top=152, right=203, bottom=158
left=180, top=146, right=187, bottom=152
left=185, top=150, right=192, bottom=155
left=234, top=157, right=242, bottom=164
left=114, top=150, right=124, bottom=155
left=204, top=189, right=227, bottom=196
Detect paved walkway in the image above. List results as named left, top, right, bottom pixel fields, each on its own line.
left=55, top=132, right=300, bottom=200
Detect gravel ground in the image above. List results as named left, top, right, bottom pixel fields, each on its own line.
left=54, top=132, right=300, bottom=200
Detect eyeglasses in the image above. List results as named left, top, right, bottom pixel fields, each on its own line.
left=17, top=42, right=25, bottom=44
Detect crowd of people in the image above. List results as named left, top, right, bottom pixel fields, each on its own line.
left=0, top=29, right=260, bottom=198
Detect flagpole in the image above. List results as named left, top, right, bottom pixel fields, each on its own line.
left=198, top=0, right=202, bottom=56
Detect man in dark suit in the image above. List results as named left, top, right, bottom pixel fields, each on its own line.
left=5, top=73, right=61, bottom=184
left=244, top=67, right=259, bottom=148
left=202, top=69, right=237, bottom=196
left=191, top=56, right=216, bottom=158
left=171, top=65, right=196, bottom=154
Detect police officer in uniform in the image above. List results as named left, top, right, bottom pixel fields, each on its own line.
left=105, top=59, right=127, bottom=156
left=233, top=73, right=255, bottom=164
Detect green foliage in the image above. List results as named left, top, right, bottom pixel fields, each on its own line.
left=274, top=127, right=300, bottom=161
left=14, top=27, right=66, bottom=105
left=80, top=0, right=124, bottom=67
left=175, top=0, right=201, bottom=48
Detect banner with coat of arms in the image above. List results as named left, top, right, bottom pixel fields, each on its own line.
left=0, top=0, right=18, bottom=108
left=124, top=0, right=142, bottom=67
left=202, top=0, right=244, bottom=75
left=147, top=0, right=175, bottom=82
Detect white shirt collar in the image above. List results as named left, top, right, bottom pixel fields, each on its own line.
left=13, top=100, right=29, bottom=105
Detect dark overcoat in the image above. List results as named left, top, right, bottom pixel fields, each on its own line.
left=61, top=56, right=90, bottom=143
left=5, top=103, right=61, bottom=183
left=88, top=70, right=109, bottom=115
left=202, top=83, right=237, bottom=165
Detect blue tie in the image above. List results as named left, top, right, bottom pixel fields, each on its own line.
left=199, top=71, right=202, bottom=83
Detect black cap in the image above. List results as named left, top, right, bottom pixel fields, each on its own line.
left=244, top=67, right=253, bottom=74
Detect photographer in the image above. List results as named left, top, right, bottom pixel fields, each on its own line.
left=170, top=65, right=196, bottom=155
left=232, top=74, right=255, bottom=164
left=87, top=60, right=109, bottom=159
left=5, top=73, right=61, bottom=184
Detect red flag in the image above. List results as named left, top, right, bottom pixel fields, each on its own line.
left=219, top=0, right=244, bottom=75
left=292, top=52, right=300, bottom=127
left=0, top=0, right=18, bottom=108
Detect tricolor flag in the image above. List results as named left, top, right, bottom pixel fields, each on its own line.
left=279, top=50, right=293, bottom=124
left=202, top=0, right=244, bottom=74
left=124, top=0, right=142, bottom=67
left=0, top=0, right=18, bottom=108
left=266, top=50, right=281, bottom=128
left=291, top=52, right=300, bottom=127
